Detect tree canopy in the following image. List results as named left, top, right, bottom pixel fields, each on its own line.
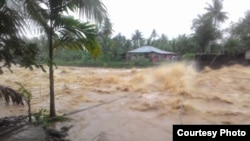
left=0, top=0, right=109, bottom=117
left=205, top=0, right=228, bottom=27
left=0, top=0, right=43, bottom=73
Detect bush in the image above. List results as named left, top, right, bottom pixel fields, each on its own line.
left=183, top=53, right=195, bottom=60
left=32, top=108, right=69, bottom=127
left=134, top=56, right=151, bottom=67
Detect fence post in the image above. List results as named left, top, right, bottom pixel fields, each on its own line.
left=40, top=84, right=41, bottom=96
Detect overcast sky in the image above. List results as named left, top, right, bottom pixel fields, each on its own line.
left=103, top=0, right=250, bottom=39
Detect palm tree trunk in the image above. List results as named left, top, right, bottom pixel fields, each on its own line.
left=213, top=18, right=217, bottom=28
left=49, top=10, right=56, bottom=117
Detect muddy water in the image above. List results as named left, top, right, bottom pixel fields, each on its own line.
left=1, top=62, right=250, bottom=141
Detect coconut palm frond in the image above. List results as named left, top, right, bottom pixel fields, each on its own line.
left=67, top=0, right=108, bottom=24
left=0, top=0, right=22, bottom=38
left=23, top=0, right=50, bottom=34
left=0, top=0, right=45, bottom=72
left=0, top=85, right=24, bottom=105
left=53, top=16, right=101, bottom=57
left=204, top=0, right=228, bottom=27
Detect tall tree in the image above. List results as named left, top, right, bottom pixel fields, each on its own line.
left=205, top=0, right=228, bottom=53
left=97, top=17, right=113, bottom=60
left=22, top=0, right=108, bottom=117
left=112, top=33, right=130, bottom=60
left=132, top=30, right=143, bottom=48
left=205, top=0, right=228, bottom=28
left=148, top=29, right=159, bottom=45
left=231, top=10, right=250, bottom=48
left=150, top=29, right=159, bottom=40
left=192, top=14, right=220, bottom=53
left=224, top=37, right=243, bottom=57
left=174, top=34, right=198, bottom=55
left=96, top=17, right=113, bottom=61
left=98, top=17, right=113, bottom=37
left=157, top=34, right=171, bottom=51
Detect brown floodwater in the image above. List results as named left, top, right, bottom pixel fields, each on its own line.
left=1, top=62, right=250, bottom=141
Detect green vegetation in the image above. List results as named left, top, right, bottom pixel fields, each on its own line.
left=15, top=82, right=69, bottom=127
left=53, top=48, right=153, bottom=68
left=183, top=53, right=196, bottom=60
left=37, top=0, right=250, bottom=69
left=32, top=108, right=69, bottom=127
left=1, top=0, right=250, bottom=119
left=16, top=82, right=32, bottom=123
left=0, top=1, right=44, bottom=73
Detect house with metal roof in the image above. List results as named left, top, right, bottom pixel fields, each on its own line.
left=127, top=46, right=177, bottom=62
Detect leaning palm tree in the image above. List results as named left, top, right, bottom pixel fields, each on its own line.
left=21, top=0, right=108, bottom=117
left=205, top=0, right=228, bottom=28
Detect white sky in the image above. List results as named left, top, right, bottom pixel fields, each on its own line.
left=103, top=0, right=250, bottom=39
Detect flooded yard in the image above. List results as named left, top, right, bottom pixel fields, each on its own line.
left=1, top=62, right=250, bottom=141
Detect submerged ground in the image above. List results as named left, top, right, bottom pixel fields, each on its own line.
left=1, top=62, right=250, bottom=141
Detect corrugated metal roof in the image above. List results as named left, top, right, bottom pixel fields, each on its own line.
left=128, top=46, right=176, bottom=54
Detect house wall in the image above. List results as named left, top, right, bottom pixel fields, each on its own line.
left=126, top=53, right=177, bottom=62
left=157, top=54, right=177, bottom=61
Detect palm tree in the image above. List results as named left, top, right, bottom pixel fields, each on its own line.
left=150, top=29, right=159, bottom=41
left=205, top=0, right=228, bottom=28
left=21, top=0, right=108, bottom=117
left=204, top=0, right=227, bottom=53
left=132, top=30, right=143, bottom=48
left=98, top=17, right=113, bottom=37
left=192, top=14, right=219, bottom=53
left=147, top=29, right=159, bottom=45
